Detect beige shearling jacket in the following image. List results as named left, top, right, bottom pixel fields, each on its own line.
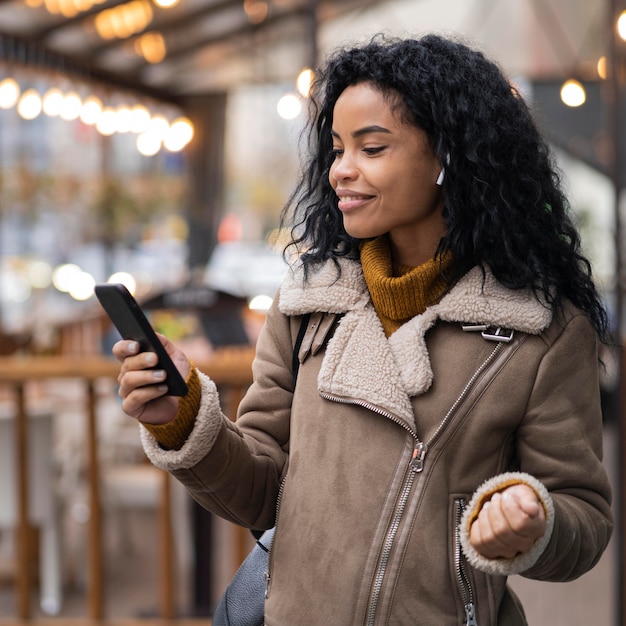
left=141, top=258, right=613, bottom=625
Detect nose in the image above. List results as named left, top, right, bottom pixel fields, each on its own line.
left=331, top=153, right=357, bottom=182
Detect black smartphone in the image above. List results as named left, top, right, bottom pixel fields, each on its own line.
left=94, top=283, right=188, bottom=396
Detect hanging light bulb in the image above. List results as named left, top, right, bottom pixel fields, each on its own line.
left=147, top=113, right=170, bottom=139
left=560, top=79, right=586, bottom=107
left=618, top=11, right=626, bottom=41
left=95, top=106, right=117, bottom=135
left=163, top=116, right=194, bottom=151
left=135, top=32, right=167, bottom=63
left=296, top=68, right=314, bottom=98
left=17, top=88, right=43, bottom=120
left=60, top=90, right=82, bottom=121
left=277, top=93, right=301, bottom=119
left=129, top=103, right=151, bottom=133
left=0, top=77, right=21, bottom=109
left=113, top=104, right=133, bottom=133
left=137, top=130, right=161, bottom=156
left=42, top=86, right=64, bottom=116
left=80, top=94, right=103, bottom=125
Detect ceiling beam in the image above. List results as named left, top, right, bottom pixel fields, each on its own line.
left=0, top=30, right=182, bottom=103
left=127, top=5, right=309, bottom=71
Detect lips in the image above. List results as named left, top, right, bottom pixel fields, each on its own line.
left=336, top=189, right=374, bottom=212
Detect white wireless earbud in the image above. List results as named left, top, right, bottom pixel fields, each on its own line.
left=436, top=153, right=450, bottom=186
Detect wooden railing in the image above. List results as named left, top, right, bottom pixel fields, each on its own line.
left=0, top=349, right=255, bottom=625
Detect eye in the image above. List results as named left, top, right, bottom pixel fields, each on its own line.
left=363, top=146, right=386, bottom=155
left=331, top=148, right=344, bottom=159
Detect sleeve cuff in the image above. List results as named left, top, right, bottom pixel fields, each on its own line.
left=140, top=369, right=225, bottom=471
left=141, top=366, right=202, bottom=450
left=459, top=471, right=555, bottom=576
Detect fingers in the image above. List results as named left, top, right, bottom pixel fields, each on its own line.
left=112, top=339, right=139, bottom=362
left=117, top=356, right=167, bottom=399
left=112, top=339, right=180, bottom=424
left=469, top=486, right=546, bottom=560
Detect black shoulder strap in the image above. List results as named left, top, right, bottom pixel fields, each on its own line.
left=292, top=313, right=311, bottom=384
left=249, top=313, right=310, bottom=540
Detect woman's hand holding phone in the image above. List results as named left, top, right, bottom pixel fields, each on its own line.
left=113, top=334, right=191, bottom=425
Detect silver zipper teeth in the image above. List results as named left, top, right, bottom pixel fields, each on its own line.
left=265, top=477, right=287, bottom=599
left=366, top=465, right=418, bottom=625
left=455, top=498, right=478, bottom=626
left=319, top=393, right=420, bottom=443
left=320, top=342, right=503, bottom=624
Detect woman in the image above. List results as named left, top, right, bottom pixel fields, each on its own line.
left=114, top=34, right=613, bottom=625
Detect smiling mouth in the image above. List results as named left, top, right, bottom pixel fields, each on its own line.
left=337, top=194, right=373, bottom=211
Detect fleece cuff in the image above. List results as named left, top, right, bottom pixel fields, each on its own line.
left=459, top=471, right=555, bottom=576
left=140, top=370, right=225, bottom=471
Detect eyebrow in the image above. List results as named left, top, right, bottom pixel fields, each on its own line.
left=331, top=125, right=392, bottom=139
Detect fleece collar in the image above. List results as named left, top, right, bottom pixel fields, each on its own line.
left=279, top=258, right=552, bottom=427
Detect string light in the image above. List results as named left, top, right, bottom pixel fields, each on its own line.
left=137, top=130, right=161, bottom=156
left=277, top=93, right=301, bottom=119
left=135, top=32, right=167, bottom=63
left=618, top=10, right=626, bottom=41
left=0, top=73, right=195, bottom=154
left=94, top=0, right=153, bottom=40
left=0, top=78, right=21, bottom=109
left=95, top=106, right=117, bottom=135
left=59, top=90, right=82, bottom=121
left=560, top=79, right=586, bottom=107
left=0, top=60, right=194, bottom=155
left=17, top=88, right=43, bottom=120
left=113, top=104, right=133, bottom=133
left=163, top=116, right=194, bottom=151
left=80, top=95, right=103, bottom=125
left=42, top=87, right=64, bottom=116
left=147, top=113, right=170, bottom=140
left=129, top=103, right=151, bottom=133
left=296, top=68, right=314, bottom=98
left=29, top=0, right=177, bottom=22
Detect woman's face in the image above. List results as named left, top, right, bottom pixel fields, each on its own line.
left=329, top=82, right=446, bottom=266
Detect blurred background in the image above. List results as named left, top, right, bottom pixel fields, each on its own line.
left=0, top=0, right=622, bottom=624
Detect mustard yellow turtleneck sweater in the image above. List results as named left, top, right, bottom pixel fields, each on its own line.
left=360, top=236, right=452, bottom=337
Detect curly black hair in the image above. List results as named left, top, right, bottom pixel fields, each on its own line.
left=280, top=33, right=609, bottom=340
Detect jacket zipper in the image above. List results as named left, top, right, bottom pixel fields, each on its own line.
left=455, top=498, right=478, bottom=626
left=264, top=476, right=287, bottom=599
left=320, top=340, right=503, bottom=625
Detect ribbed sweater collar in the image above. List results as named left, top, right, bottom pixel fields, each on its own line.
left=360, top=236, right=452, bottom=336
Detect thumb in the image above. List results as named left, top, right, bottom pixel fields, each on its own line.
left=504, top=486, right=542, bottom=518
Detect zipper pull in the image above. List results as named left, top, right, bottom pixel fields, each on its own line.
left=411, top=442, right=428, bottom=472
left=264, top=571, right=270, bottom=598
left=464, top=603, right=478, bottom=626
